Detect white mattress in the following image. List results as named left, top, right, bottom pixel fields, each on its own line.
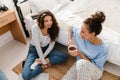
left=24, top=0, right=120, bottom=66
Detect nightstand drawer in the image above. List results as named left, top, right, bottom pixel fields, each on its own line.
left=0, top=12, right=16, bottom=28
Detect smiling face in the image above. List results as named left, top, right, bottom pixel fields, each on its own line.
left=80, top=23, right=95, bottom=40
left=43, top=15, right=53, bottom=29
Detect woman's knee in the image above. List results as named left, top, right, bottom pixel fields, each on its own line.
left=63, top=53, right=68, bottom=60
left=22, top=71, right=30, bottom=80
left=61, top=52, right=68, bottom=59
left=58, top=51, right=68, bottom=58
left=51, top=50, right=68, bottom=59
left=49, top=53, right=68, bottom=64
left=57, top=52, right=68, bottom=62
left=22, top=66, right=42, bottom=80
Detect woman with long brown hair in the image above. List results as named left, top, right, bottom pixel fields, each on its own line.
left=22, top=10, right=67, bottom=80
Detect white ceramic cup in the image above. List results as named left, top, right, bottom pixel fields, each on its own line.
left=68, top=45, right=77, bottom=54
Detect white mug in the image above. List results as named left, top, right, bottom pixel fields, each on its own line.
left=68, top=45, right=77, bottom=54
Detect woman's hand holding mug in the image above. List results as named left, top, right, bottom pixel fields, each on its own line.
left=68, top=45, right=78, bottom=56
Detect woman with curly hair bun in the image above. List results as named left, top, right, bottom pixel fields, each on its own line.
left=62, top=11, right=108, bottom=80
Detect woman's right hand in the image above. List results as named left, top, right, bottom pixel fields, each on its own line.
left=35, top=59, right=42, bottom=65
left=68, top=26, right=73, bottom=46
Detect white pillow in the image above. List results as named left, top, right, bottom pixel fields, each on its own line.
left=28, top=0, right=59, bottom=14
left=57, top=28, right=68, bottom=46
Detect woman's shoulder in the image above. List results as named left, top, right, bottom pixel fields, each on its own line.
left=32, top=24, right=39, bottom=31
left=72, top=26, right=81, bottom=34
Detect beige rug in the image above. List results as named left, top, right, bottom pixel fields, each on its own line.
left=12, top=43, right=120, bottom=80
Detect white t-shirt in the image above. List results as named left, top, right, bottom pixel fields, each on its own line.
left=31, top=24, right=55, bottom=64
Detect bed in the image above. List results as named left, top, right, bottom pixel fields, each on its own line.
left=21, top=0, right=120, bottom=67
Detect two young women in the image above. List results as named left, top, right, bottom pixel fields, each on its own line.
left=22, top=10, right=108, bottom=80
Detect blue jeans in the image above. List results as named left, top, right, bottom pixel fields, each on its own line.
left=22, top=44, right=68, bottom=80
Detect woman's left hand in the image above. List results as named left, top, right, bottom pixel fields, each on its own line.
left=45, top=58, right=51, bottom=67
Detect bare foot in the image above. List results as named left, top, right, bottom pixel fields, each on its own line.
left=35, top=59, right=42, bottom=65
left=41, top=64, right=47, bottom=69
left=45, top=58, right=51, bottom=67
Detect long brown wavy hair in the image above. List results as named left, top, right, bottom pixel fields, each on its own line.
left=37, top=10, right=59, bottom=42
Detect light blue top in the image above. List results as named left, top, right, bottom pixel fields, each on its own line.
left=72, top=27, right=108, bottom=70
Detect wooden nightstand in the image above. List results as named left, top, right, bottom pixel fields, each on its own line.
left=0, top=10, right=26, bottom=44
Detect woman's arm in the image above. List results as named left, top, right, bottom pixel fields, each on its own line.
left=77, top=51, right=91, bottom=62
left=70, top=50, right=90, bottom=62
left=43, top=41, right=55, bottom=58
left=32, top=26, right=47, bottom=64
left=68, top=26, right=72, bottom=45
left=68, top=26, right=90, bottom=62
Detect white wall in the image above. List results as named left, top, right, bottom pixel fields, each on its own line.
left=0, top=0, right=25, bottom=47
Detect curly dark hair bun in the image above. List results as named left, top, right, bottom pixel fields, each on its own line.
left=92, top=11, right=105, bottom=23
left=84, top=11, right=106, bottom=35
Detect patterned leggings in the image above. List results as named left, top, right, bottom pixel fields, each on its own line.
left=62, top=59, right=103, bottom=80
